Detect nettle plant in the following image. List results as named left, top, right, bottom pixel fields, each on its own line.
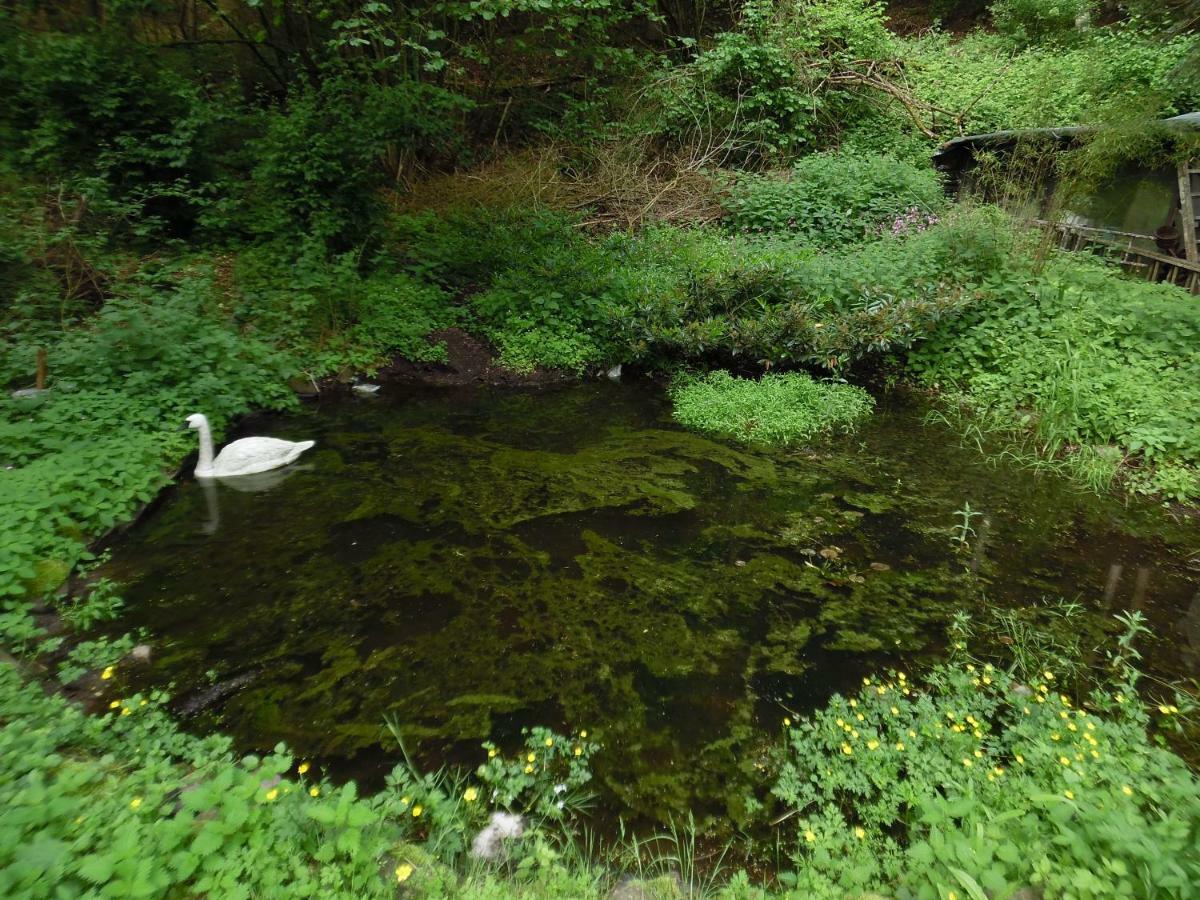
left=771, top=614, right=1200, bottom=898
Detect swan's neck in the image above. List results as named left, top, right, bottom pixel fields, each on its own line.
left=195, top=419, right=216, bottom=477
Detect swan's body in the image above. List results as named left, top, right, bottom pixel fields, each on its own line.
left=186, top=413, right=314, bottom=478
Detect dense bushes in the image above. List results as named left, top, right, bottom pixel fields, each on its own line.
left=721, top=151, right=945, bottom=244
left=904, top=27, right=1200, bottom=134
left=909, top=253, right=1200, bottom=500
left=773, top=621, right=1200, bottom=897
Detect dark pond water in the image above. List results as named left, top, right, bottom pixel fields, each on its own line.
left=104, top=382, right=1200, bottom=831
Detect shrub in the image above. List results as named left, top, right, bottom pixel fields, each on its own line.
left=991, top=0, right=1090, bottom=48
left=908, top=253, right=1200, bottom=500
left=670, top=370, right=874, bottom=444
left=904, top=28, right=1200, bottom=134
left=721, top=151, right=946, bottom=245
left=772, top=620, right=1200, bottom=897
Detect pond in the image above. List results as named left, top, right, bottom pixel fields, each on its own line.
left=103, top=381, right=1200, bottom=833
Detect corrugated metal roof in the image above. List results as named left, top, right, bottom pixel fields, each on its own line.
left=933, top=112, right=1200, bottom=161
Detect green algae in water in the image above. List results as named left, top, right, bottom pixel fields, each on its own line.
left=103, top=382, right=1200, bottom=833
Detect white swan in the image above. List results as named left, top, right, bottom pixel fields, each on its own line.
left=185, top=413, right=314, bottom=478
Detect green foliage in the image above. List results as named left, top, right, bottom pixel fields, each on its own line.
left=990, top=0, right=1091, bottom=48
left=0, top=27, right=219, bottom=237
left=236, top=76, right=470, bottom=252
left=772, top=616, right=1200, bottom=898
left=670, top=371, right=874, bottom=445
left=722, top=151, right=945, bottom=245
left=651, top=0, right=898, bottom=161
left=905, top=27, right=1200, bottom=134
left=908, top=252, right=1200, bottom=501
left=616, top=207, right=1017, bottom=371
left=395, top=209, right=622, bottom=372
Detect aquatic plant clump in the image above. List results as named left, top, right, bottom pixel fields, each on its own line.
left=670, top=371, right=875, bottom=446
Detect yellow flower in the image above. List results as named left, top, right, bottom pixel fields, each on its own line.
left=983, top=676, right=992, bottom=685
left=855, top=713, right=864, bottom=722
left=973, top=729, right=982, bottom=739
left=396, top=864, right=414, bottom=884
left=890, top=706, right=899, bottom=716
left=836, top=718, right=845, bottom=727
left=412, top=805, right=423, bottom=817
left=309, top=786, right=320, bottom=797
left=1115, top=694, right=1125, bottom=704
left=527, top=752, right=536, bottom=763
left=854, top=826, right=866, bottom=840
left=1064, top=790, right=1075, bottom=800
left=574, top=746, right=582, bottom=757
left=1036, top=695, right=1045, bottom=703
left=949, top=892, right=958, bottom=900
left=1067, top=723, right=1077, bottom=732
left=101, top=667, right=114, bottom=680
left=804, top=830, right=816, bottom=843
left=867, top=739, right=879, bottom=750
left=139, top=699, right=147, bottom=707
left=863, top=677, right=872, bottom=686
left=962, top=758, right=973, bottom=767
left=841, top=744, right=853, bottom=755
left=544, top=738, right=553, bottom=747
left=966, top=664, right=975, bottom=672
left=1090, top=750, right=1099, bottom=759
left=993, top=766, right=1004, bottom=776
left=108, top=700, right=121, bottom=710
left=579, top=730, right=587, bottom=738
left=121, top=707, right=131, bottom=717
left=1158, top=704, right=1172, bottom=715
left=898, top=672, right=906, bottom=682
left=1044, top=671, right=1054, bottom=681
left=1059, top=756, right=1071, bottom=767
left=1051, top=733, right=1060, bottom=741
left=984, top=663, right=993, bottom=672
left=1022, top=707, right=1030, bottom=715
left=524, top=764, right=534, bottom=774
left=849, top=699, right=857, bottom=708
left=1060, top=695, right=1071, bottom=707
left=972, top=678, right=981, bottom=687
left=464, top=787, right=478, bottom=802
left=298, top=762, right=310, bottom=775
left=850, top=729, right=859, bottom=738
left=1015, top=754, right=1024, bottom=764
left=1085, top=722, right=1095, bottom=731
left=946, top=711, right=956, bottom=720
left=907, top=729, right=916, bottom=738
left=130, top=797, right=142, bottom=810
left=266, top=788, right=279, bottom=801
left=895, top=742, right=905, bottom=751
left=1122, top=785, right=1133, bottom=796
left=783, top=717, right=791, bottom=727
left=973, top=749, right=983, bottom=758
left=488, top=748, right=498, bottom=759
left=1059, top=711, right=1068, bottom=719
left=400, top=796, right=410, bottom=807
left=1038, top=683, right=1049, bottom=693
left=876, top=686, right=886, bottom=695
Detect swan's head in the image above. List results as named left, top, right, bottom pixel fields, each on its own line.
left=184, top=413, right=208, bottom=431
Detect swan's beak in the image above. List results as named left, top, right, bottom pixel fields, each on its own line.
left=178, top=423, right=192, bottom=432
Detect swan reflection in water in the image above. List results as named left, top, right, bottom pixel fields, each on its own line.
left=197, top=465, right=312, bottom=535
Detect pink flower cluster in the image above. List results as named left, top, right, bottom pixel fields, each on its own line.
left=885, top=206, right=940, bottom=236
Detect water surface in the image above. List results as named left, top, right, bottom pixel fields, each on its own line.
left=105, top=382, right=1200, bottom=829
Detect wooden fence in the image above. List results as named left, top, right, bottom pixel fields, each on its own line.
left=1041, top=220, right=1200, bottom=295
